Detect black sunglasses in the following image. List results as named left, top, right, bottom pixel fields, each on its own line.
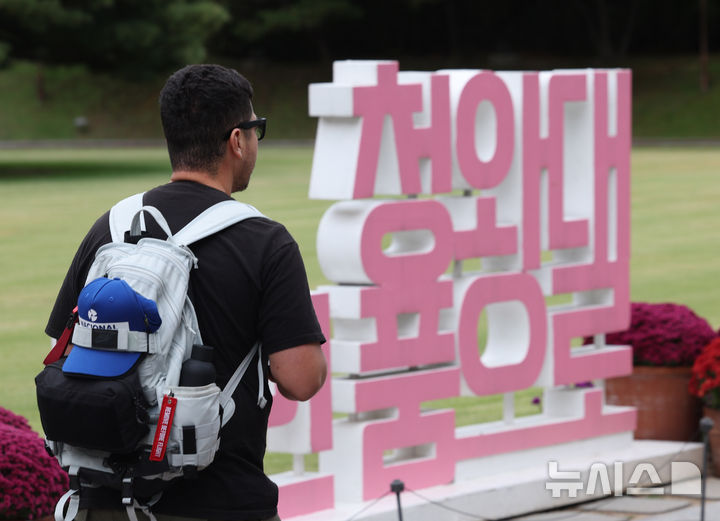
left=223, top=117, right=267, bottom=141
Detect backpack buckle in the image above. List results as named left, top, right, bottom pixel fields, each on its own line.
left=44, top=439, right=56, bottom=458
left=121, top=477, right=134, bottom=506
left=68, top=467, right=81, bottom=491
left=65, top=308, right=79, bottom=330
left=124, top=230, right=150, bottom=244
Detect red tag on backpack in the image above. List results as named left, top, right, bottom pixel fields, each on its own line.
left=150, top=394, right=177, bottom=462
left=43, top=306, right=79, bottom=365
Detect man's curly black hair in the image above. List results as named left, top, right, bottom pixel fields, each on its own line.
left=159, top=64, right=254, bottom=174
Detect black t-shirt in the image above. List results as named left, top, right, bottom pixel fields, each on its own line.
left=45, top=181, right=326, bottom=520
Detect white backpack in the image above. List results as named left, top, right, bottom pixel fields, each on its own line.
left=36, top=193, right=267, bottom=521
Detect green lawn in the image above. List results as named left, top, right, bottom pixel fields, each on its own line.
left=0, top=60, right=327, bottom=140
left=1, top=145, right=718, bottom=474
left=2, top=55, right=720, bottom=141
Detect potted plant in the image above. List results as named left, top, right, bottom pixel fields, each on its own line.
left=595, top=302, right=716, bottom=441
left=690, top=337, right=720, bottom=474
left=690, top=337, right=720, bottom=408
left=0, top=407, right=67, bottom=521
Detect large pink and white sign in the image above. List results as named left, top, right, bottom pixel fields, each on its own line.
left=266, top=60, right=635, bottom=518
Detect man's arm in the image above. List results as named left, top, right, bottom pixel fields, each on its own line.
left=269, top=343, right=327, bottom=401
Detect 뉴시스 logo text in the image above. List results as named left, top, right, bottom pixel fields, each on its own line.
left=546, top=460, right=702, bottom=498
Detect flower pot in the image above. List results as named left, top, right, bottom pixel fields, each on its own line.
left=605, top=365, right=702, bottom=441
left=702, top=407, right=720, bottom=476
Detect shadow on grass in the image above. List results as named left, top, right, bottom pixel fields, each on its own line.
left=0, top=161, right=169, bottom=180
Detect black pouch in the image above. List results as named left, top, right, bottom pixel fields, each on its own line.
left=35, top=359, right=149, bottom=453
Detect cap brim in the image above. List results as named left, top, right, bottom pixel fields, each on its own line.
left=63, top=346, right=142, bottom=378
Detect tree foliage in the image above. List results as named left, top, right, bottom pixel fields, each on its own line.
left=0, top=0, right=718, bottom=75
left=0, top=0, right=229, bottom=74
left=211, top=0, right=362, bottom=60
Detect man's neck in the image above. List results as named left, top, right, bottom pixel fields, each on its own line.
left=170, top=170, right=231, bottom=195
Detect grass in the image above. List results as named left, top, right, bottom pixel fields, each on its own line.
left=2, top=54, right=720, bottom=141
left=0, top=62, right=165, bottom=140
left=1, top=144, right=719, bottom=475
left=0, top=60, right=330, bottom=140
left=629, top=146, right=720, bottom=314
left=631, top=55, right=720, bottom=138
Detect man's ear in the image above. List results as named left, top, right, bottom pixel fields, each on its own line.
left=229, top=128, right=244, bottom=159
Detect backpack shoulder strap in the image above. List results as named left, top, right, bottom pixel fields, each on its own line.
left=110, top=194, right=262, bottom=245
left=109, top=193, right=145, bottom=242
left=219, top=342, right=266, bottom=426
left=172, top=200, right=265, bottom=246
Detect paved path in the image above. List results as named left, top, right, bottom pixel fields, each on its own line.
left=516, top=477, right=720, bottom=521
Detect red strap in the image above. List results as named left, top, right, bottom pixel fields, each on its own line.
left=43, top=306, right=78, bottom=365
left=150, top=394, right=177, bottom=462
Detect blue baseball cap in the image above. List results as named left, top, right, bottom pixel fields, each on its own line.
left=64, top=277, right=162, bottom=378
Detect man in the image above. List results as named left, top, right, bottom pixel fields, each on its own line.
left=45, top=64, right=327, bottom=521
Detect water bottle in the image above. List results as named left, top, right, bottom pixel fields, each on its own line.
left=179, top=344, right=216, bottom=386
